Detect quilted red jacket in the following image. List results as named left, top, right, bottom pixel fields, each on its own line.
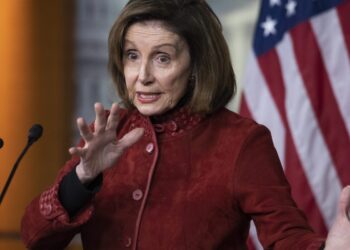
left=21, top=107, right=324, bottom=249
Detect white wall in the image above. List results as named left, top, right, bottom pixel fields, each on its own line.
left=208, top=0, right=260, bottom=111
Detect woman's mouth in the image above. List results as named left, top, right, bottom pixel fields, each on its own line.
left=136, top=92, right=162, bottom=104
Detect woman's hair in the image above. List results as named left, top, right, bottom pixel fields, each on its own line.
left=108, top=0, right=236, bottom=114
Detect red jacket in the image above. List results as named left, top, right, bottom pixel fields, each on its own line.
left=21, top=107, right=324, bottom=249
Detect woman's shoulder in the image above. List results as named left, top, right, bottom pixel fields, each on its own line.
left=204, top=107, right=274, bottom=148
left=212, top=107, right=269, bottom=134
left=208, top=108, right=275, bottom=155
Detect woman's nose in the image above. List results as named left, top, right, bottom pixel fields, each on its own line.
left=138, top=61, right=154, bottom=85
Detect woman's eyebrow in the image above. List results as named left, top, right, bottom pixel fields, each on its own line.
left=123, top=39, right=136, bottom=48
left=123, top=40, right=183, bottom=53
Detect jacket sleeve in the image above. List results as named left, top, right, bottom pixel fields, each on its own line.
left=233, top=125, right=325, bottom=250
left=20, top=155, right=95, bottom=250
left=59, top=168, right=102, bottom=217
left=20, top=109, right=127, bottom=249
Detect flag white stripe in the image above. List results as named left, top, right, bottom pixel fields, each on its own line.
left=243, top=52, right=286, bottom=167
left=276, top=33, right=342, bottom=228
left=310, top=9, right=350, bottom=136
left=249, top=221, right=263, bottom=250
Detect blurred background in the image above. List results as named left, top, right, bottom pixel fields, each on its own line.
left=0, top=1, right=260, bottom=249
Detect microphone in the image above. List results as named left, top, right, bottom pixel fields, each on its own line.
left=0, top=124, right=43, bottom=204
left=28, top=124, right=43, bottom=145
left=0, top=138, right=3, bottom=149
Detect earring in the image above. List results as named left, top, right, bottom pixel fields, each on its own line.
left=189, top=75, right=195, bottom=82
left=188, top=75, right=195, bottom=90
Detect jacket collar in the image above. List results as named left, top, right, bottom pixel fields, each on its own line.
left=129, top=106, right=204, bottom=137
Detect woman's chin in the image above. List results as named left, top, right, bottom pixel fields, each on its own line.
left=133, top=98, right=176, bottom=116
left=135, top=105, right=166, bottom=117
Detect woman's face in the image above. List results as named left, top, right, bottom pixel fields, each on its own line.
left=123, top=20, right=191, bottom=116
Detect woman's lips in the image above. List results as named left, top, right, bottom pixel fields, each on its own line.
left=136, top=92, right=161, bottom=103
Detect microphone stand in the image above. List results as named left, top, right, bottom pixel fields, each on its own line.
left=0, top=125, right=43, bottom=205
left=0, top=143, right=32, bottom=204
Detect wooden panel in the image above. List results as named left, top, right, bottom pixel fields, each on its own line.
left=0, top=1, right=74, bottom=249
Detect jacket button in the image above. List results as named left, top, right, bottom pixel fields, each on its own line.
left=132, top=189, right=143, bottom=201
left=124, top=237, right=132, bottom=247
left=43, top=204, right=52, bottom=216
left=145, top=143, right=154, bottom=153
left=167, top=120, right=178, bottom=132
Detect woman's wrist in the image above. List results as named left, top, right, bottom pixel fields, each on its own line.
left=75, top=162, right=95, bottom=184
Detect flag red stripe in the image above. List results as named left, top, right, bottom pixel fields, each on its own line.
left=337, top=0, right=350, bottom=57
left=257, top=51, right=328, bottom=235
left=257, top=51, right=287, bottom=124
left=290, top=22, right=350, bottom=185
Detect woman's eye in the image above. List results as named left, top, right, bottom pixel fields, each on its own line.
left=125, top=51, right=138, bottom=60
left=156, top=54, right=170, bottom=64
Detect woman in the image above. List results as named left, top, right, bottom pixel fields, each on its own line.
left=21, top=0, right=350, bottom=249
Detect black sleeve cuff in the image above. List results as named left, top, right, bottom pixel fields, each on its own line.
left=58, top=168, right=103, bottom=218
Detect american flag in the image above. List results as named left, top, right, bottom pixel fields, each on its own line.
left=239, top=0, right=350, bottom=249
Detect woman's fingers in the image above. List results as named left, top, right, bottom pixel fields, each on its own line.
left=94, top=103, right=107, bottom=134
left=324, top=186, right=350, bottom=249
left=118, top=128, right=144, bottom=150
left=106, top=103, right=120, bottom=131
left=338, top=186, right=350, bottom=220
left=76, top=103, right=121, bottom=151
left=73, top=104, right=143, bottom=166
left=77, top=117, right=93, bottom=142
left=68, top=146, right=85, bottom=156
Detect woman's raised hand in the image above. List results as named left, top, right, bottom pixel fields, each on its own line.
left=325, top=186, right=350, bottom=249
left=69, top=103, right=144, bottom=184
